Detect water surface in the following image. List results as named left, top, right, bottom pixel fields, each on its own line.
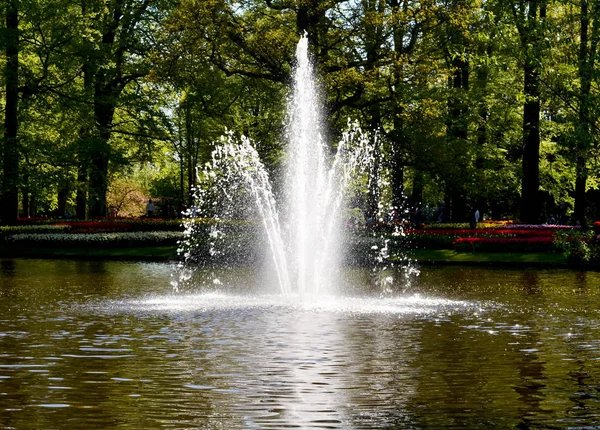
left=1, top=259, right=600, bottom=428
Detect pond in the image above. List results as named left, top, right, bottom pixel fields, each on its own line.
left=1, top=259, right=599, bottom=429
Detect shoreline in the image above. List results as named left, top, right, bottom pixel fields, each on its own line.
left=1, top=246, right=594, bottom=270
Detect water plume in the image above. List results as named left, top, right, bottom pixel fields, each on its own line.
left=175, top=34, right=414, bottom=300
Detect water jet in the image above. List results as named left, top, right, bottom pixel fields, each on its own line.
left=176, top=34, right=413, bottom=299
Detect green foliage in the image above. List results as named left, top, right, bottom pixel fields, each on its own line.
left=553, top=229, right=599, bottom=265
left=3, top=0, right=600, bottom=226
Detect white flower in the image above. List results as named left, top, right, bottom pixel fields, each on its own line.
left=7, top=231, right=183, bottom=244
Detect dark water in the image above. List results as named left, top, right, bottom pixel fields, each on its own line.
left=1, top=259, right=600, bottom=429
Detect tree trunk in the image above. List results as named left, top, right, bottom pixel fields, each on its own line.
left=519, top=1, right=545, bottom=224
left=184, top=102, right=195, bottom=207
left=297, top=5, right=309, bottom=34
left=367, top=137, right=381, bottom=219
left=296, top=1, right=320, bottom=46
left=21, top=172, right=29, bottom=218
left=389, top=0, right=407, bottom=212
left=521, top=59, right=541, bottom=224
left=573, top=0, right=598, bottom=227
left=179, top=156, right=185, bottom=207
left=88, top=138, right=111, bottom=218
left=89, top=80, right=114, bottom=218
left=76, top=164, right=88, bottom=219
left=88, top=56, right=120, bottom=217
left=76, top=1, right=94, bottom=220
left=86, top=1, right=128, bottom=218
left=88, top=57, right=117, bottom=218
left=390, top=116, right=405, bottom=212
left=30, top=195, right=37, bottom=217
left=57, top=189, right=68, bottom=218
left=412, top=170, right=424, bottom=207
left=446, top=54, right=469, bottom=222
left=448, top=56, right=469, bottom=143
left=363, top=0, right=385, bottom=219
left=476, top=45, right=490, bottom=166
left=1, top=0, right=19, bottom=224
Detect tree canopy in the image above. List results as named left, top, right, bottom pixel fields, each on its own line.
left=2, top=0, right=600, bottom=225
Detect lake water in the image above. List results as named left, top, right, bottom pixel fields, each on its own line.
left=1, top=259, right=599, bottom=429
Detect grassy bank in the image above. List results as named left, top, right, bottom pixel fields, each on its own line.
left=0, top=243, right=572, bottom=267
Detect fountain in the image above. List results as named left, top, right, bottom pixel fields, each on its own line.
left=175, top=35, right=415, bottom=299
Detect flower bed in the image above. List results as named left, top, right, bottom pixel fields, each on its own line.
left=0, top=218, right=261, bottom=253
left=362, top=222, right=583, bottom=252
left=6, top=231, right=183, bottom=248
left=1, top=225, right=71, bottom=234
left=399, top=226, right=561, bottom=250
left=4, top=218, right=595, bottom=256
left=453, top=236, right=555, bottom=253
left=52, top=219, right=183, bottom=233
left=408, top=228, right=558, bottom=237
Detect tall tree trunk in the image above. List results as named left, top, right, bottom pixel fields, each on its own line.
left=57, top=187, right=68, bottom=218
left=30, top=195, right=37, bottom=217
left=184, top=102, right=195, bottom=208
left=89, top=78, right=115, bottom=217
left=412, top=170, right=424, bottom=207
left=21, top=172, right=29, bottom=218
left=75, top=164, right=88, bottom=219
left=521, top=59, right=541, bottom=223
left=296, top=1, right=320, bottom=47
left=88, top=79, right=115, bottom=218
left=363, top=0, right=385, bottom=219
left=75, top=1, right=96, bottom=220
left=297, top=5, right=309, bottom=34
left=476, top=43, right=490, bottom=166
left=88, top=80, right=114, bottom=218
left=390, top=131, right=405, bottom=212
left=176, top=117, right=186, bottom=206
left=1, top=0, right=19, bottom=224
left=574, top=0, right=599, bottom=227
left=87, top=1, right=127, bottom=218
left=389, top=0, right=407, bottom=212
left=88, top=137, right=111, bottom=217
left=518, top=1, right=546, bottom=224
left=179, top=157, right=185, bottom=207
left=475, top=46, right=490, bottom=217
left=367, top=136, right=381, bottom=219
left=446, top=55, right=469, bottom=222
left=448, top=56, right=469, bottom=142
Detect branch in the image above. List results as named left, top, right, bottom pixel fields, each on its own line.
left=111, top=128, right=172, bottom=142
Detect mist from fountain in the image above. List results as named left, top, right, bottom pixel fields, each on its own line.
left=175, top=35, right=411, bottom=301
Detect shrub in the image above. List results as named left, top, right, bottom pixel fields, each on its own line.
left=553, top=229, right=599, bottom=265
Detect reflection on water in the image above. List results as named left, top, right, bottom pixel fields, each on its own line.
left=1, top=259, right=600, bottom=428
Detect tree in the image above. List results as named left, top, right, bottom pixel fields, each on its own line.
left=443, top=1, right=472, bottom=222
left=512, top=0, right=548, bottom=223
left=86, top=1, right=158, bottom=216
left=573, top=0, right=600, bottom=226
left=51, top=0, right=176, bottom=219
left=2, top=0, right=19, bottom=224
